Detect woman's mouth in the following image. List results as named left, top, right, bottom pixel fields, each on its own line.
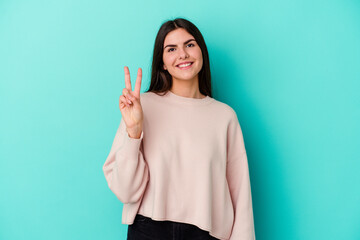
left=177, top=62, right=193, bottom=70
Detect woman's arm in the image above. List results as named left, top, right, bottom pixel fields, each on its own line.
left=103, top=117, right=149, bottom=204
left=226, top=110, right=256, bottom=240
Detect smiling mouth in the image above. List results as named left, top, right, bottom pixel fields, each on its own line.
left=177, top=62, right=193, bottom=69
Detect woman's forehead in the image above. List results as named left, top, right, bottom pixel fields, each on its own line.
left=164, top=28, right=195, bottom=45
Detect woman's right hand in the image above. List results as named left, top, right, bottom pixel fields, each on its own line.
left=119, top=66, right=143, bottom=139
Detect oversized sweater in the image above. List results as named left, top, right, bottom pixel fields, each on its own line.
left=102, top=90, right=256, bottom=240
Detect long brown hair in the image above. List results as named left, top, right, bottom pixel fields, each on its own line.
left=145, top=18, right=212, bottom=98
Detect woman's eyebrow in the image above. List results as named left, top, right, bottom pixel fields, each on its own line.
left=164, top=39, right=196, bottom=49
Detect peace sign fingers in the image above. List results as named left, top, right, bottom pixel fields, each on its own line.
left=124, top=66, right=142, bottom=98
left=120, top=66, right=144, bottom=138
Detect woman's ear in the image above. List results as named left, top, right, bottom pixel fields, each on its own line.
left=163, top=64, right=167, bottom=70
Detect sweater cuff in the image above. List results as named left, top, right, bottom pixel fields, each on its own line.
left=122, top=130, right=144, bottom=157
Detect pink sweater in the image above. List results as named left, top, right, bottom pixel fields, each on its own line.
left=102, top=90, right=256, bottom=240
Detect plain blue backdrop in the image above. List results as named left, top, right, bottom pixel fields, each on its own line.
left=0, top=0, right=359, bottom=239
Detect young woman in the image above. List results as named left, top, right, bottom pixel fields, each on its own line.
left=103, top=18, right=256, bottom=240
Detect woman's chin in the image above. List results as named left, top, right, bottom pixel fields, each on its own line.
left=172, top=71, right=200, bottom=81
left=173, top=76, right=198, bottom=82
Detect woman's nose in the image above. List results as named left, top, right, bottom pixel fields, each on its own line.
left=178, top=47, right=189, bottom=59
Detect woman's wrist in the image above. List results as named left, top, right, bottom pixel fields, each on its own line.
left=126, top=125, right=143, bottom=139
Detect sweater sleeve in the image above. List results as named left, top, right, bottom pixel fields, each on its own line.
left=226, top=110, right=256, bottom=240
left=102, top=118, right=149, bottom=204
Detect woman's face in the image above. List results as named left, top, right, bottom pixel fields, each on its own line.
left=162, top=28, right=203, bottom=83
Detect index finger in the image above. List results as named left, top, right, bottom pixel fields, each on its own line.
left=124, top=66, right=132, bottom=91
left=133, top=68, right=142, bottom=98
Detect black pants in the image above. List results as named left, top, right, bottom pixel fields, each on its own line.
left=127, top=214, right=220, bottom=240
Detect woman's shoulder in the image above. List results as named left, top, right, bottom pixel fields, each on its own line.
left=138, top=91, right=164, bottom=110
left=139, top=91, right=153, bottom=98
left=139, top=91, right=163, bottom=100
left=210, top=98, right=239, bottom=119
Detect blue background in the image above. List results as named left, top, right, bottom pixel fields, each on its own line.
left=1, top=0, right=359, bottom=239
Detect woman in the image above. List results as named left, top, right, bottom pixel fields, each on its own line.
left=103, top=18, right=256, bottom=240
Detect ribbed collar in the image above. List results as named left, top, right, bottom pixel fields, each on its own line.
left=161, top=90, right=215, bottom=105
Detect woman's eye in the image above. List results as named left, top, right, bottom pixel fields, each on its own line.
left=168, top=48, right=175, bottom=52
left=187, top=43, right=195, bottom=47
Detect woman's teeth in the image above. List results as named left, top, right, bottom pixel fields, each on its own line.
left=178, top=63, right=192, bottom=67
